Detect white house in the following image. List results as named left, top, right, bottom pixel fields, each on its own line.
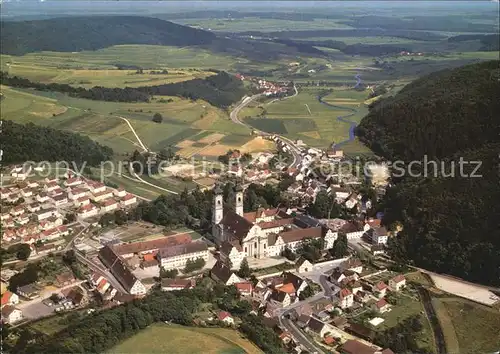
left=373, top=298, right=391, bottom=313
left=1, top=291, right=19, bottom=307
left=159, top=242, right=209, bottom=271
left=78, top=204, right=99, bottom=218
left=100, top=199, right=119, bottom=213
left=217, top=311, right=234, bottom=325
left=121, top=194, right=137, bottom=207
left=1, top=305, right=23, bottom=324
left=389, top=274, right=406, bottom=291
left=296, top=257, right=313, bottom=273
left=113, top=188, right=127, bottom=198
left=338, top=288, right=354, bottom=309
left=210, top=262, right=243, bottom=286
left=92, top=189, right=113, bottom=202
left=35, top=208, right=57, bottom=221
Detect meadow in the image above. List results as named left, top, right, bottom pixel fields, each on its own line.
left=107, top=324, right=263, bottom=354
left=243, top=87, right=370, bottom=150
left=432, top=297, right=500, bottom=354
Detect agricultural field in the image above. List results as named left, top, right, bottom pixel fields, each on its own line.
left=432, top=297, right=500, bottom=354
left=108, top=324, right=263, bottom=354
left=243, top=87, right=370, bottom=151
left=1, top=45, right=239, bottom=71
left=1, top=60, right=214, bottom=88
left=177, top=18, right=354, bottom=32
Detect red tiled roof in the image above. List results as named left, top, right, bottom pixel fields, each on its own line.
left=276, top=283, right=296, bottom=294
left=375, top=298, right=388, bottom=308
left=340, top=288, right=352, bottom=298
left=122, top=193, right=136, bottom=201
left=235, top=282, right=253, bottom=293
left=257, top=218, right=294, bottom=230
left=1, top=291, right=14, bottom=306
left=218, top=311, right=232, bottom=320
left=375, top=281, right=388, bottom=291
left=279, top=226, right=323, bottom=243
left=392, top=274, right=405, bottom=283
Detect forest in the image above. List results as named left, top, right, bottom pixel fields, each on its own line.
left=0, top=72, right=246, bottom=108
left=2, top=120, right=113, bottom=166
left=0, top=16, right=216, bottom=55
left=356, top=60, right=500, bottom=286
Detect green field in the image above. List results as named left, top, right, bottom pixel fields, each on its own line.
left=108, top=324, right=263, bottom=354
left=1, top=45, right=239, bottom=71
left=243, top=87, right=370, bottom=150
left=177, top=18, right=354, bottom=32
left=433, top=297, right=500, bottom=354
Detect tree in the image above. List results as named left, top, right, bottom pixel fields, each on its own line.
left=160, top=268, right=178, bottom=278
left=64, top=213, right=76, bottom=224
left=281, top=247, right=297, bottom=261
left=99, top=213, right=115, bottom=226
left=237, top=258, right=251, bottom=279
left=8, top=243, right=31, bottom=261
left=114, top=210, right=128, bottom=225
left=329, top=234, right=349, bottom=258
left=152, top=112, right=163, bottom=123
left=298, top=285, right=315, bottom=300
left=62, top=250, right=77, bottom=265
left=184, top=257, right=205, bottom=273
left=296, top=239, right=324, bottom=263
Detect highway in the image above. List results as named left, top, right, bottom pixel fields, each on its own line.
left=229, top=93, right=303, bottom=169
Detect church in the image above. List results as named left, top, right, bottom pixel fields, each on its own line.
left=212, top=185, right=338, bottom=268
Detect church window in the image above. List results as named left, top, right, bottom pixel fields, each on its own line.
left=238, top=196, right=242, bottom=202
left=244, top=247, right=247, bottom=253
left=254, top=242, right=257, bottom=248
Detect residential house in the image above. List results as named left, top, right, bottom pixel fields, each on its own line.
left=10, top=206, right=25, bottom=217
left=270, top=290, right=291, bottom=307
left=88, top=181, right=106, bottom=194
left=16, top=283, right=40, bottom=299
left=340, top=258, right=363, bottom=274
left=367, top=226, right=389, bottom=245
left=1, top=306, right=23, bottom=324
left=234, top=282, right=253, bottom=296
left=35, top=208, right=57, bottom=221
left=63, top=287, right=87, bottom=307
left=329, top=268, right=359, bottom=285
left=1, top=291, right=20, bottom=307
left=389, top=274, right=406, bottom=291
left=354, top=290, right=371, bottom=304
left=64, top=177, right=83, bottom=187
left=37, top=192, right=51, bottom=203
left=96, top=278, right=111, bottom=294
left=296, top=257, right=313, bottom=273
left=21, top=188, right=33, bottom=198
left=68, top=188, right=87, bottom=200
left=121, top=194, right=138, bottom=207
left=282, top=272, right=308, bottom=297
left=100, top=198, right=119, bottom=213
left=113, top=188, right=127, bottom=198
left=210, top=262, right=242, bottom=285
left=161, top=278, right=196, bottom=292
left=373, top=282, right=388, bottom=299
left=26, top=203, right=42, bottom=213
left=217, top=311, right=234, bottom=325
left=306, top=317, right=331, bottom=338
left=44, top=181, right=60, bottom=193
left=338, top=288, right=354, bottom=309
left=373, top=298, right=391, bottom=313
left=92, top=189, right=114, bottom=202
left=78, top=204, right=99, bottom=218
left=74, top=197, right=91, bottom=208
left=296, top=314, right=311, bottom=329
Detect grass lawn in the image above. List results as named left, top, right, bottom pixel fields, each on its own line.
left=30, top=310, right=88, bottom=336
left=433, top=297, right=500, bottom=354
left=377, top=294, right=436, bottom=353
left=108, top=324, right=262, bottom=354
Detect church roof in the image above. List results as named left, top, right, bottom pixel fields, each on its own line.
left=221, top=208, right=254, bottom=239
left=243, top=208, right=279, bottom=222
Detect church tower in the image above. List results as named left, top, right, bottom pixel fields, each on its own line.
left=235, top=184, right=244, bottom=216
left=212, top=184, right=224, bottom=240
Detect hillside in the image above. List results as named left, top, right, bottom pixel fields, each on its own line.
left=356, top=60, right=500, bottom=286
left=0, top=16, right=216, bottom=55
left=2, top=120, right=113, bottom=165
left=356, top=60, right=500, bottom=161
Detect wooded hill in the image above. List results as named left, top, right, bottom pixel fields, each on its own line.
left=2, top=120, right=113, bottom=165
left=0, top=71, right=246, bottom=108
left=356, top=60, right=500, bottom=286
left=0, top=16, right=216, bottom=55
